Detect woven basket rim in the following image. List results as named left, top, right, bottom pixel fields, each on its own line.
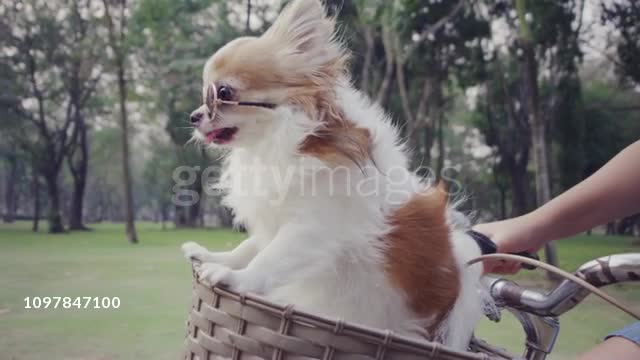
left=186, top=266, right=517, bottom=359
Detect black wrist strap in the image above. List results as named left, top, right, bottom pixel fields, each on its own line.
left=467, top=230, right=539, bottom=270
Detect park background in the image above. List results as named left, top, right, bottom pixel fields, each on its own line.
left=1, top=0, right=639, bottom=359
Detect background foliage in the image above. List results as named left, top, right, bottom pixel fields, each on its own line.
left=1, top=0, right=638, bottom=236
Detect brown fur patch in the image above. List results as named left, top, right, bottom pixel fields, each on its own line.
left=206, top=35, right=348, bottom=95
left=299, top=113, right=371, bottom=167
left=207, top=37, right=293, bottom=90
left=383, top=186, right=459, bottom=335
left=436, top=180, right=449, bottom=200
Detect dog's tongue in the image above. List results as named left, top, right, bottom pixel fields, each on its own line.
left=206, top=127, right=237, bottom=144
left=206, top=129, right=225, bottom=144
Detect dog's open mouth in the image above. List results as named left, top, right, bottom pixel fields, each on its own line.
left=206, top=127, right=238, bottom=144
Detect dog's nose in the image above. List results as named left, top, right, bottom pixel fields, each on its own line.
left=190, top=112, right=203, bottom=124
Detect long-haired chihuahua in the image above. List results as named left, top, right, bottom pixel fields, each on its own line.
left=182, top=0, right=484, bottom=349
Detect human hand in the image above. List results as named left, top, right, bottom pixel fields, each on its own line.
left=472, top=215, right=544, bottom=274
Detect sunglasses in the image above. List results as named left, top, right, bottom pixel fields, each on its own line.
left=204, top=83, right=277, bottom=118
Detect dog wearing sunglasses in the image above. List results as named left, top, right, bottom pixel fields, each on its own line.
left=182, top=0, right=484, bottom=350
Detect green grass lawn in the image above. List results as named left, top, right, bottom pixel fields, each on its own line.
left=0, top=221, right=638, bottom=360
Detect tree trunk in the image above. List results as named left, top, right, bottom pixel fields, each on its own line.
left=434, top=88, right=445, bottom=178
left=375, top=24, right=395, bottom=105
left=117, top=54, right=138, bottom=243
left=523, top=42, right=557, bottom=269
left=529, top=104, right=552, bottom=206
left=160, top=204, right=167, bottom=230
left=360, top=26, right=374, bottom=94
left=517, top=0, right=557, bottom=270
left=69, top=178, right=88, bottom=230
left=103, top=0, right=137, bottom=243
left=492, top=166, right=508, bottom=220
left=506, top=159, right=530, bottom=217
left=68, top=121, right=90, bottom=231
left=44, top=173, right=65, bottom=233
left=397, top=65, right=437, bottom=170
left=174, top=205, right=190, bottom=227
left=616, top=214, right=640, bottom=235
left=216, top=205, right=235, bottom=228
left=32, top=170, right=40, bottom=232
left=3, top=156, right=19, bottom=223
left=245, top=0, right=251, bottom=34
left=499, top=186, right=507, bottom=220
left=174, top=185, right=202, bottom=227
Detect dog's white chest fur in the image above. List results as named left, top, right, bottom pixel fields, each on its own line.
left=221, top=151, right=420, bottom=334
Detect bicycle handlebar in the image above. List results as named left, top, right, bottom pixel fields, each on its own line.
left=485, top=253, right=640, bottom=317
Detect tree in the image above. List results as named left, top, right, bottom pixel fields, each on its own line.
left=142, top=143, right=178, bottom=230
left=84, top=127, right=125, bottom=223
left=344, top=1, right=396, bottom=106
left=581, top=79, right=640, bottom=236
left=0, top=0, right=101, bottom=233
left=102, top=0, right=138, bottom=243
left=392, top=0, right=490, bottom=170
left=600, top=1, right=640, bottom=239
left=336, top=1, right=489, bottom=171
left=514, top=0, right=549, bottom=208
left=1, top=155, right=20, bottom=223
left=245, top=0, right=251, bottom=33
left=131, top=0, right=238, bottom=227
left=553, top=76, right=586, bottom=192
left=67, top=115, right=91, bottom=230
left=0, top=59, right=40, bottom=228
left=63, top=0, right=104, bottom=231
left=513, top=0, right=558, bottom=268
left=474, top=57, right=532, bottom=217
left=485, top=0, right=584, bottom=268
left=30, top=165, right=41, bottom=231
left=601, top=1, right=640, bottom=86
left=581, top=80, right=640, bottom=177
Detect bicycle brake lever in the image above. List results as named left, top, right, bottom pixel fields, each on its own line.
left=467, top=230, right=538, bottom=270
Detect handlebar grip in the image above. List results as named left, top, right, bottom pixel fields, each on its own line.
left=467, top=230, right=539, bottom=271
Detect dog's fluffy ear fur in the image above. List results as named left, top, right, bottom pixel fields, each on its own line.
left=263, top=0, right=346, bottom=77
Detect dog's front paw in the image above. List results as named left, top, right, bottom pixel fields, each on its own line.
left=194, top=264, right=266, bottom=294
left=194, top=262, right=233, bottom=287
left=181, top=241, right=211, bottom=263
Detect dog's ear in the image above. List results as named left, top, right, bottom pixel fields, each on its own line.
left=264, top=0, right=345, bottom=75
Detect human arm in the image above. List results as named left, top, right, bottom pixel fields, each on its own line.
left=474, top=140, right=640, bottom=273
left=578, top=334, right=640, bottom=360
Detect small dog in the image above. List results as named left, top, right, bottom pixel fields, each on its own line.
left=182, top=0, right=483, bottom=350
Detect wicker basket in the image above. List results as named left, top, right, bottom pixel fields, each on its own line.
left=184, top=270, right=517, bottom=360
